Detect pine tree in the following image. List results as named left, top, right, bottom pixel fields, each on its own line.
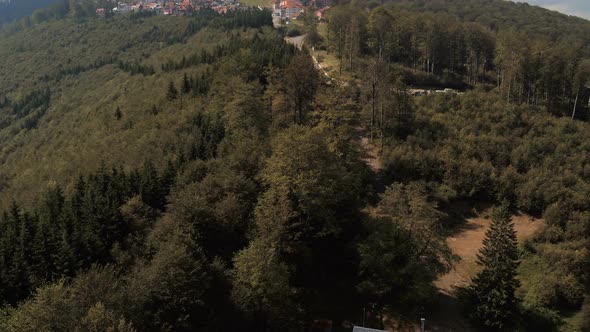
left=467, top=203, right=520, bottom=330
left=166, top=81, right=178, bottom=101
left=180, top=73, right=191, bottom=110
left=114, top=107, right=122, bottom=120
left=181, top=73, right=192, bottom=95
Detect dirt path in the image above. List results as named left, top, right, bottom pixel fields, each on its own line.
left=427, top=213, right=544, bottom=331
left=359, top=134, right=382, bottom=173
left=284, top=35, right=382, bottom=189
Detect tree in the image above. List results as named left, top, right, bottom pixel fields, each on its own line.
left=571, top=59, right=590, bottom=119
left=114, top=107, right=122, bottom=120
left=231, top=238, right=295, bottom=330
left=467, top=203, right=520, bottom=329
left=283, top=54, right=319, bottom=124
left=166, top=81, right=178, bottom=101
left=367, top=7, right=392, bottom=60
left=180, top=73, right=192, bottom=110
left=69, top=0, right=80, bottom=19
left=181, top=73, right=192, bottom=95
left=357, top=217, right=436, bottom=313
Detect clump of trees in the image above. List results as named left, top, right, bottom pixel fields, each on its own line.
left=327, top=2, right=590, bottom=117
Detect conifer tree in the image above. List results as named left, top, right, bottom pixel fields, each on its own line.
left=166, top=81, right=178, bottom=101
left=181, top=73, right=192, bottom=95
left=114, top=107, right=122, bottom=120
left=178, top=74, right=191, bottom=110
left=467, top=203, right=520, bottom=330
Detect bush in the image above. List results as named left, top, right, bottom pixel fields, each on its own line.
left=518, top=303, right=561, bottom=332
left=565, top=211, right=590, bottom=240
left=557, top=274, right=585, bottom=309
left=286, top=28, right=301, bottom=37
left=543, top=202, right=571, bottom=228
left=528, top=272, right=585, bottom=309
left=581, top=300, right=590, bottom=332
left=538, top=225, right=565, bottom=244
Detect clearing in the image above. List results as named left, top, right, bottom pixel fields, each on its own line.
left=426, top=210, right=544, bottom=331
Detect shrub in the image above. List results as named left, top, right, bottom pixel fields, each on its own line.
left=286, top=28, right=301, bottom=37
left=543, top=202, right=571, bottom=228
left=581, top=300, right=590, bottom=332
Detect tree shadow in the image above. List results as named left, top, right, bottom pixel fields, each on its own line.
left=425, top=289, right=478, bottom=332
left=441, top=200, right=493, bottom=237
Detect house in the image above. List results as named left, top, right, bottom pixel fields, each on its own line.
left=212, top=5, right=228, bottom=14
left=280, top=0, right=303, bottom=19
left=179, top=0, right=194, bottom=14
left=112, top=2, right=132, bottom=14
left=290, top=8, right=303, bottom=20
left=145, top=2, right=162, bottom=13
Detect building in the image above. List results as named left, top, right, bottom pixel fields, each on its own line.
left=180, top=0, right=194, bottom=13
left=112, top=2, right=132, bottom=14
left=352, top=327, right=386, bottom=332
left=280, top=0, right=303, bottom=19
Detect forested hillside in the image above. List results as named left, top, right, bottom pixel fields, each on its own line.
left=307, top=0, right=590, bottom=329
left=0, top=0, right=590, bottom=331
left=0, top=0, right=60, bottom=27
left=0, top=8, right=442, bottom=332
left=386, top=0, right=590, bottom=44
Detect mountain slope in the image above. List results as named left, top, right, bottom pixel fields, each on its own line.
left=386, top=0, right=590, bottom=45
left=0, top=12, right=278, bottom=208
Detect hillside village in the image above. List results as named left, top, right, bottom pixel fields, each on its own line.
left=100, top=0, right=247, bottom=16
left=272, top=0, right=329, bottom=21
left=99, top=0, right=329, bottom=21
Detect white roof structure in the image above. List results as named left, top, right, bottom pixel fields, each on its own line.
left=352, top=326, right=387, bottom=332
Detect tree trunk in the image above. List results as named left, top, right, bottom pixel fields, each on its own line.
left=572, top=88, right=580, bottom=120
left=371, top=79, right=376, bottom=142
left=380, top=102, right=384, bottom=154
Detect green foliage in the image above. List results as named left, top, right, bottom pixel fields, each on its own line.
left=231, top=238, right=296, bottom=329
left=582, top=300, right=590, bottom=332
left=2, top=1, right=590, bottom=330
left=357, top=218, right=437, bottom=312
left=166, top=81, right=178, bottom=101
left=357, top=183, right=454, bottom=313
left=329, top=1, right=590, bottom=116
left=465, top=203, right=520, bottom=329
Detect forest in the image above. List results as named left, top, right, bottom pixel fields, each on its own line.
left=0, top=0, right=60, bottom=27
left=0, top=0, right=589, bottom=331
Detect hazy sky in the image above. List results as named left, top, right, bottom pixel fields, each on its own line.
left=522, top=0, right=590, bottom=20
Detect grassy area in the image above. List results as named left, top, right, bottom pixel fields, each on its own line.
left=311, top=22, right=355, bottom=83
left=239, top=0, right=272, bottom=7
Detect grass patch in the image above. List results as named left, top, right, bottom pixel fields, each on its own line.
left=239, top=0, right=272, bottom=7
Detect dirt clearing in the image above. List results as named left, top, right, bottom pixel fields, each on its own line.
left=435, top=213, right=544, bottom=295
